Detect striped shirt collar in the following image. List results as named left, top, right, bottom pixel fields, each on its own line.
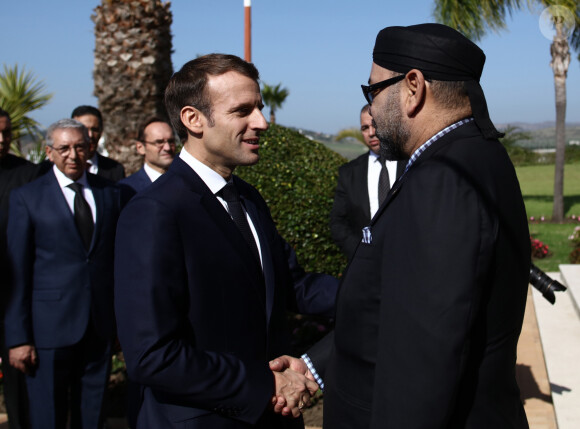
left=404, top=117, right=474, bottom=173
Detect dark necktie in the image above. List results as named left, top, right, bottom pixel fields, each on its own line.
left=68, top=182, right=94, bottom=250
left=378, top=155, right=390, bottom=205
left=220, top=182, right=261, bottom=264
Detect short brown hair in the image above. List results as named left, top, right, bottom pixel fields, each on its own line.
left=137, top=116, right=173, bottom=143
left=164, top=54, right=260, bottom=139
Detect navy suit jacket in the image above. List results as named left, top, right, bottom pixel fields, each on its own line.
left=4, top=170, right=121, bottom=349
left=95, top=153, right=125, bottom=182
left=114, top=157, right=337, bottom=428
left=118, top=166, right=152, bottom=202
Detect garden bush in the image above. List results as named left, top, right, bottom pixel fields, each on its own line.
left=569, top=226, right=580, bottom=263
left=237, top=124, right=348, bottom=278
left=237, top=124, right=348, bottom=355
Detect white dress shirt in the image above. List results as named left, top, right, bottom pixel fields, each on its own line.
left=367, top=152, right=398, bottom=218
left=143, top=163, right=163, bottom=183
left=52, top=165, right=96, bottom=223
left=86, top=154, right=99, bottom=175
left=179, top=149, right=263, bottom=266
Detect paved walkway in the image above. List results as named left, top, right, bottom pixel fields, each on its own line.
left=2, top=266, right=579, bottom=429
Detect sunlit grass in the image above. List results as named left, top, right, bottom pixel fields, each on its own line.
left=516, top=163, right=580, bottom=271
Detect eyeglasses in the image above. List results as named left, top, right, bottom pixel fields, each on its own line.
left=361, top=75, right=405, bottom=105
left=143, top=138, right=176, bottom=148
left=51, top=143, right=87, bottom=156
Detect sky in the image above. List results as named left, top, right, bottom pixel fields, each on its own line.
left=2, top=0, right=579, bottom=135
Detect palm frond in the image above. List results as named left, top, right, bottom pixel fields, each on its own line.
left=0, top=64, right=52, bottom=148
left=335, top=128, right=365, bottom=145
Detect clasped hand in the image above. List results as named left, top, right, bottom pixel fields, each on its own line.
left=9, top=344, right=37, bottom=375
left=270, top=355, right=318, bottom=418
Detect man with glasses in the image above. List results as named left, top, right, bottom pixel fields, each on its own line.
left=271, top=24, right=530, bottom=429
left=119, top=116, right=176, bottom=198
left=330, top=104, right=406, bottom=260
left=4, top=119, right=121, bottom=429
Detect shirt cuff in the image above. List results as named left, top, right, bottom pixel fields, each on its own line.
left=301, top=353, right=324, bottom=391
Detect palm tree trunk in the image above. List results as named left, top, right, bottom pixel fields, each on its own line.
left=92, top=0, right=173, bottom=174
left=550, top=22, right=571, bottom=222
left=270, top=110, right=276, bottom=124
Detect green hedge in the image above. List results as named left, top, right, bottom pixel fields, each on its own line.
left=237, top=124, right=348, bottom=278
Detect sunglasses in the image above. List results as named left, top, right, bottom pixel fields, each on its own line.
left=361, top=75, right=405, bottom=104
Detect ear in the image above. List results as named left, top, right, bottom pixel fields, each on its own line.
left=403, top=69, right=427, bottom=117
left=135, top=141, right=146, bottom=156
left=45, top=145, right=54, bottom=162
left=180, top=106, right=204, bottom=135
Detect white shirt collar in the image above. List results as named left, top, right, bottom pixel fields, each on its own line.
left=52, top=164, right=90, bottom=189
left=179, top=148, right=228, bottom=193
left=143, top=162, right=164, bottom=183
left=87, top=153, right=99, bottom=167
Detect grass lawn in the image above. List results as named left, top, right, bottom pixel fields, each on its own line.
left=516, top=163, right=580, bottom=219
left=529, top=222, right=578, bottom=272
left=516, top=163, right=580, bottom=271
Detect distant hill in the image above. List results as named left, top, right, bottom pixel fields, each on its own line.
left=289, top=122, right=580, bottom=158
left=496, top=121, right=580, bottom=132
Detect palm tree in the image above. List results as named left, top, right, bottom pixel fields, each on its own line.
left=335, top=128, right=364, bottom=145
left=262, top=83, right=289, bottom=124
left=92, top=0, right=174, bottom=174
left=0, top=64, right=52, bottom=156
left=433, top=0, right=580, bottom=222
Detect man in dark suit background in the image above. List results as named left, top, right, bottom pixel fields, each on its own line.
left=272, top=24, right=530, bottom=429
left=114, top=54, right=338, bottom=429
left=71, top=105, right=125, bottom=182
left=118, top=116, right=175, bottom=199
left=330, top=104, right=405, bottom=259
left=4, top=119, right=121, bottom=429
left=0, top=108, right=35, bottom=429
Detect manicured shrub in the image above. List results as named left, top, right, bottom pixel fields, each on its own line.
left=237, top=124, right=348, bottom=277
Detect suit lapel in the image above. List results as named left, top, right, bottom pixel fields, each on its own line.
left=359, top=153, right=371, bottom=220
left=240, top=193, right=274, bottom=323
left=170, top=159, right=267, bottom=310
left=87, top=175, right=105, bottom=253
left=45, top=171, right=88, bottom=251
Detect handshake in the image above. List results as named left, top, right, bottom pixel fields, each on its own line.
left=269, top=355, right=319, bottom=418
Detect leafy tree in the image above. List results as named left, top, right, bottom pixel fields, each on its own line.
left=0, top=64, right=52, bottom=156
left=433, top=0, right=580, bottom=222
left=499, top=124, right=532, bottom=148
left=261, top=83, right=289, bottom=124
left=499, top=124, right=539, bottom=165
left=92, top=0, right=173, bottom=174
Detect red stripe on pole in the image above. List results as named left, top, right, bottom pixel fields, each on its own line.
left=244, top=4, right=251, bottom=62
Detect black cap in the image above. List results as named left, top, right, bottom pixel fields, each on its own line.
left=373, top=23, right=502, bottom=140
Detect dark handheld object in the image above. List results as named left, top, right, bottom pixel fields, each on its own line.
left=529, top=263, right=567, bottom=305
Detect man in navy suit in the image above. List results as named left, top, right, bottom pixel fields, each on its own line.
left=330, top=104, right=406, bottom=259
left=119, top=116, right=176, bottom=199
left=4, top=119, right=121, bottom=429
left=114, top=54, right=338, bottom=428
left=0, top=108, right=35, bottom=429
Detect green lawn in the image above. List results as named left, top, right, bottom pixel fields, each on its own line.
left=516, top=163, right=580, bottom=219
left=515, top=163, right=580, bottom=271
